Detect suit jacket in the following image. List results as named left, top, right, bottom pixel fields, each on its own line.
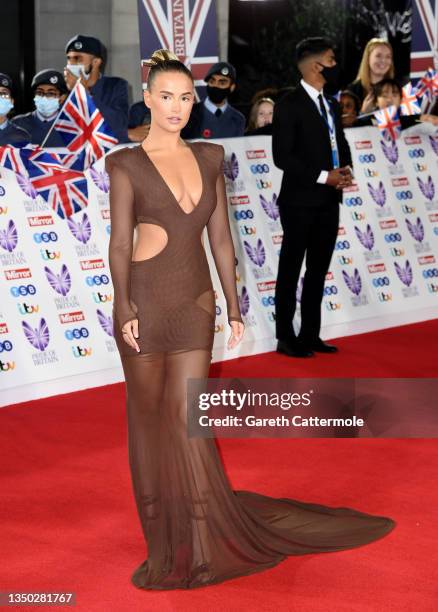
left=272, top=83, right=352, bottom=208
left=89, top=76, right=130, bottom=143
left=12, top=110, right=66, bottom=147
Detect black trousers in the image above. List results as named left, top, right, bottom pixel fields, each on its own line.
left=275, top=203, right=339, bottom=343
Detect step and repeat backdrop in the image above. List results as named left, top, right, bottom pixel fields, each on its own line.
left=1, top=126, right=437, bottom=404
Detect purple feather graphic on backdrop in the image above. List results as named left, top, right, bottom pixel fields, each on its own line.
left=417, top=176, right=435, bottom=201
left=44, top=264, right=72, bottom=296
left=22, top=318, right=50, bottom=351
left=394, top=260, right=413, bottom=286
left=238, top=286, right=250, bottom=316
left=429, top=135, right=438, bottom=156
left=90, top=167, right=110, bottom=193
left=16, top=173, right=38, bottom=199
left=67, top=212, right=92, bottom=244
left=223, top=153, right=239, bottom=180
left=354, top=224, right=375, bottom=250
left=0, top=219, right=18, bottom=252
left=97, top=308, right=114, bottom=337
left=260, top=194, right=279, bottom=220
left=405, top=217, right=424, bottom=242
left=342, top=268, right=362, bottom=296
left=380, top=139, right=399, bottom=164
left=367, top=181, right=386, bottom=207
left=243, top=238, right=265, bottom=267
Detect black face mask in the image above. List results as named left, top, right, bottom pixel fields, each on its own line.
left=206, top=85, right=231, bottom=104
left=318, top=62, right=341, bottom=95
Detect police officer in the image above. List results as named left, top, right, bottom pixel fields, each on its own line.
left=12, top=69, right=68, bottom=147
left=64, top=34, right=129, bottom=142
left=0, top=73, right=30, bottom=145
left=181, top=61, right=245, bottom=139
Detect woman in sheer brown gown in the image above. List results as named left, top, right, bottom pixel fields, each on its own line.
left=105, top=50, right=396, bottom=591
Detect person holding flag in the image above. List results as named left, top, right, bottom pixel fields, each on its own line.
left=63, top=34, right=130, bottom=143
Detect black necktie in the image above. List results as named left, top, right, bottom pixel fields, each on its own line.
left=317, top=93, right=328, bottom=123
left=215, top=108, right=222, bottom=118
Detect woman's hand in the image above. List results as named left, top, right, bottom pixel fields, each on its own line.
left=121, top=319, right=140, bottom=352
left=361, top=91, right=375, bottom=114
left=227, top=320, right=245, bottom=350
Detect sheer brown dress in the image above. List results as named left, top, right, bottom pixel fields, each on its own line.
left=105, top=140, right=396, bottom=590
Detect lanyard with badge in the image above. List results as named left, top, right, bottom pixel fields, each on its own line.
left=318, top=97, right=339, bottom=169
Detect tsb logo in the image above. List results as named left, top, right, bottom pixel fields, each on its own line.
left=65, top=327, right=90, bottom=340
left=261, top=296, right=275, bottom=306
left=234, top=209, right=254, bottom=220
left=85, top=274, right=110, bottom=286
left=384, top=233, right=402, bottom=243
left=323, top=285, right=338, bottom=295
left=345, top=197, right=363, bottom=207
left=33, top=231, right=58, bottom=243
left=372, top=276, right=390, bottom=287
left=0, top=340, right=13, bottom=352
left=396, top=190, right=413, bottom=200
left=10, top=284, right=36, bottom=297
left=250, top=163, right=270, bottom=174
left=422, top=268, right=438, bottom=278
left=335, top=240, right=350, bottom=250
left=408, top=149, right=425, bottom=158
left=358, top=154, right=376, bottom=163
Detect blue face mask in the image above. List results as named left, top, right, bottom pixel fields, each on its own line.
left=34, top=95, right=60, bottom=118
left=0, top=98, right=13, bottom=116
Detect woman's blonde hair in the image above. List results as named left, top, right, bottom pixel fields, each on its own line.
left=246, top=97, right=275, bottom=132
left=355, top=38, right=395, bottom=92
left=142, top=48, right=193, bottom=89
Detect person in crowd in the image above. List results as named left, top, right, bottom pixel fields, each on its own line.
left=339, top=89, right=361, bottom=127
left=245, top=97, right=275, bottom=135
left=353, top=78, right=438, bottom=128
left=181, top=61, right=245, bottom=139
left=0, top=73, right=30, bottom=145
left=12, top=69, right=67, bottom=146
left=347, top=38, right=395, bottom=114
left=272, top=37, right=353, bottom=358
left=127, top=99, right=151, bottom=142
left=64, top=34, right=129, bottom=142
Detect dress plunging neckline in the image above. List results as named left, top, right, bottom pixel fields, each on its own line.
left=139, top=141, right=204, bottom=216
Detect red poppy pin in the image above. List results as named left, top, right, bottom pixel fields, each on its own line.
left=202, top=128, right=211, bottom=138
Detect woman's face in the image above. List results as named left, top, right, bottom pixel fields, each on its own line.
left=143, top=71, right=195, bottom=133
left=369, top=45, right=392, bottom=78
left=340, top=95, right=357, bottom=117
left=376, top=84, right=401, bottom=109
left=256, top=101, right=274, bottom=127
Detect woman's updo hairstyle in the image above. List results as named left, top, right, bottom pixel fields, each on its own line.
left=143, top=48, right=194, bottom=90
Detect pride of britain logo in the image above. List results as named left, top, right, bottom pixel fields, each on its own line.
left=223, top=152, right=245, bottom=193
left=353, top=224, right=382, bottom=261
left=405, top=217, right=431, bottom=253
left=243, top=238, right=274, bottom=280
left=367, top=181, right=392, bottom=217
left=394, top=260, right=419, bottom=297
left=417, top=176, right=436, bottom=211
left=342, top=268, right=368, bottom=306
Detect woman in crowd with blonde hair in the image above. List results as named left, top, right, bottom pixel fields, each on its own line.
left=347, top=38, right=395, bottom=114
left=245, top=96, right=275, bottom=135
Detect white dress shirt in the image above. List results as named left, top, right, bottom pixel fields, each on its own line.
left=300, top=78, right=339, bottom=184
left=204, top=97, right=229, bottom=115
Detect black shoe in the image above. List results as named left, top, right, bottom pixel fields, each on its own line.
left=276, top=339, right=314, bottom=358
left=309, top=339, right=338, bottom=353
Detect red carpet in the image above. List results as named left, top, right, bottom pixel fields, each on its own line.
left=1, top=320, right=437, bottom=611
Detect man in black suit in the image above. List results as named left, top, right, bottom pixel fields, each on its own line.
left=272, top=37, right=353, bottom=358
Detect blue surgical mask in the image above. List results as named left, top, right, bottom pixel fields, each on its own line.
left=34, top=95, right=60, bottom=117
left=66, top=63, right=90, bottom=80
left=0, top=98, right=13, bottom=116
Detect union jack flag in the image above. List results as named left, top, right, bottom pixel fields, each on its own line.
left=137, top=0, right=219, bottom=91
left=374, top=105, right=402, bottom=141
left=415, top=67, right=438, bottom=102
left=51, top=81, right=118, bottom=169
left=400, top=82, right=422, bottom=115
left=411, top=0, right=438, bottom=78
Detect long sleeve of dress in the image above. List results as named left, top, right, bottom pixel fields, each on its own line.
left=105, top=152, right=138, bottom=331
left=207, top=145, right=243, bottom=324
